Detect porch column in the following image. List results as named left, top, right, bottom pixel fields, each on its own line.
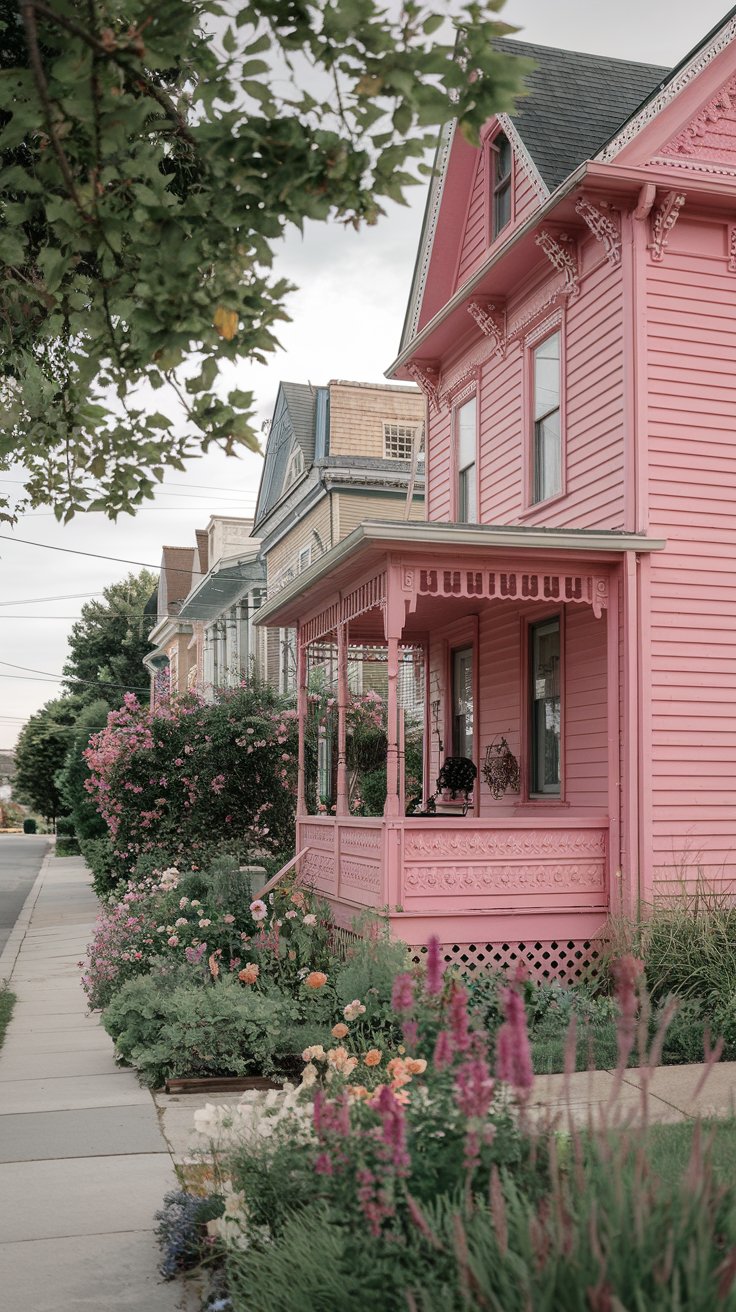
left=606, top=571, right=622, bottom=906
left=384, top=567, right=404, bottom=818
left=336, top=619, right=349, bottom=815
left=296, top=625, right=307, bottom=817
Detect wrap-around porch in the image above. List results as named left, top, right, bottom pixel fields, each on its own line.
left=256, top=522, right=663, bottom=979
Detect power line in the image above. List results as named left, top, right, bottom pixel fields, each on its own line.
left=0, top=592, right=103, bottom=606
left=0, top=535, right=185, bottom=574
left=0, top=660, right=150, bottom=691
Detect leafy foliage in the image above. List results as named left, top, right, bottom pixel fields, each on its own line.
left=12, top=695, right=81, bottom=822
left=0, top=0, right=526, bottom=521
left=62, top=570, right=156, bottom=703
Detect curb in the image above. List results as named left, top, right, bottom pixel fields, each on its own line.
left=0, top=839, right=55, bottom=985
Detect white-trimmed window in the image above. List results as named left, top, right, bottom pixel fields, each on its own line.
left=491, top=132, right=512, bottom=239
left=298, top=544, right=312, bottom=573
left=284, top=446, right=305, bottom=489
left=532, top=331, right=562, bottom=503
left=530, top=618, right=561, bottom=796
left=455, top=396, right=477, bottom=522
left=383, top=422, right=418, bottom=461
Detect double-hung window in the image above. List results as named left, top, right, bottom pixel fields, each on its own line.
left=456, top=396, right=477, bottom=522
left=452, top=646, right=474, bottom=760
left=492, top=133, right=512, bottom=239
left=530, top=618, right=561, bottom=796
left=532, top=331, right=562, bottom=503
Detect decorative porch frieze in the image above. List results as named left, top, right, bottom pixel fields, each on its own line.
left=534, top=230, right=579, bottom=297
left=401, top=566, right=609, bottom=618
left=299, top=571, right=387, bottom=648
left=403, top=827, right=607, bottom=861
left=649, top=191, right=685, bottom=262
left=403, top=862, right=605, bottom=893
left=574, top=196, right=621, bottom=266
left=728, top=225, right=736, bottom=272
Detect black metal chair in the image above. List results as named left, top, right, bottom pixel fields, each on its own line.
left=407, top=756, right=477, bottom=817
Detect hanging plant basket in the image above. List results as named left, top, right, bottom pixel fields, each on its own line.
left=482, top=737, right=520, bottom=800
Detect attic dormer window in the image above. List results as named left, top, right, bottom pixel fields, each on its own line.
left=491, top=132, right=512, bottom=239
left=284, top=446, right=304, bottom=490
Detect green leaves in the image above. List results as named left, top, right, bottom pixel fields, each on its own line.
left=0, top=0, right=525, bottom=522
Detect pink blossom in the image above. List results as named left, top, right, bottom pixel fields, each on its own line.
left=250, top=899, right=267, bottom=922
left=495, top=986, right=534, bottom=1094
left=222, top=914, right=235, bottom=924
left=433, top=1029, right=453, bottom=1071
left=426, top=935, right=444, bottom=996
left=391, top=971, right=415, bottom=1014
left=167, top=935, right=179, bottom=947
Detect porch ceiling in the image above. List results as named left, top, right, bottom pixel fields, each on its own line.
left=255, top=519, right=665, bottom=632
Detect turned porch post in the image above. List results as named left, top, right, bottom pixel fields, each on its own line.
left=296, top=625, right=307, bottom=817
left=384, top=564, right=404, bottom=818
left=336, top=618, right=349, bottom=815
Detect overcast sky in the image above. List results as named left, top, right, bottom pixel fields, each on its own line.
left=0, top=0, right=730, bottom=746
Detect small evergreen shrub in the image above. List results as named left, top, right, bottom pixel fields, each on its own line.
left=79, top=835, right=124, bottom=899
left=22, top=817, right=37, bottom=834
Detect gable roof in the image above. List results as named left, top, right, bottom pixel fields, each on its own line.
left=254, top=381, right=319, bottom=526
left=496, top=38, right=669, bottom=192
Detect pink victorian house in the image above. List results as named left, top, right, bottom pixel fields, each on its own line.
left=257, top=15, right=736, bottom=978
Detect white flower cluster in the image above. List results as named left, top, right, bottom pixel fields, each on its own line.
left=193, top=1083, right=312, bottom=1148
left=157, top=867, right=180, bottom=891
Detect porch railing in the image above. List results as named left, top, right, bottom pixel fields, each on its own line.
left=296, top=815, right=608, bottom=918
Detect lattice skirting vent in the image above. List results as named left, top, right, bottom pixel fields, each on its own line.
left=411, top=939, right=602, bottom=985
left=327, top=923, right=362, bottom=962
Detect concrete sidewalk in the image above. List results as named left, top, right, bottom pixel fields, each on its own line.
left=0, top=850, right=184, bottom=1311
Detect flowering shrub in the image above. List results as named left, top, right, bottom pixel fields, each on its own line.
left=81, top=856, right=331, bottom=1011
left=84, top=683, right=300, bottom=870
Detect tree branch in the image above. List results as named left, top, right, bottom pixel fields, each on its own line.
left=32, top=0, right=197, bottom=147
left=20, top=0, right=92, bottom=220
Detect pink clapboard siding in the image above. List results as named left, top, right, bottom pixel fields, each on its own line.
left=428, top=237, right=626, bottom=530
left=646, top=216, right=736, bottom=892
left=455, top=154, right=487, bottom=286
left=426, top=602, right=608, bottom=817
left=455, top=149, right=544, bottom=290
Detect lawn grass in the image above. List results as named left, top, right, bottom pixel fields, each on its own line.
left=0, top=988, right=16, bottom=1050
left=639, top=1117, right=736, bottom=1189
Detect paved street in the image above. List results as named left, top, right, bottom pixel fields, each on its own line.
left=0, top=835, right=49, bottom=955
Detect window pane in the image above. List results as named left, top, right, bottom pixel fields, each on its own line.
left=496, top=134, right=512, bottom=180
left=535, top=409, right=561, bottom=501
left=457, top=397, right=476, bottom=468
left=458, top=462, right=476, bottom=522
left=494, top=181, right=511, bottom=235
left=452, top=647, right=474, bottom=759
left=534, top=332, right=560, bottom=420
left=531, top=621, right=561, bottom=794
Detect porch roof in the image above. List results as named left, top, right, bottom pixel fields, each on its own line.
left=254, top=519, right=665, bottom=631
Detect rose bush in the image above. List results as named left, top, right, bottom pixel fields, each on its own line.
left=84, top=683, right=300, bottom=871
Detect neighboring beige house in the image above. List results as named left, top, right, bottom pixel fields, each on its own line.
left=254, top=379, right=426, bottom=693
left=144, top=517, right=262, bottom=701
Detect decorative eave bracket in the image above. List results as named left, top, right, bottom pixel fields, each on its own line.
left=535, top=229, right=579, bottom=297
left=574, top=196, right=621, bottom=266
left=466, top=300, right=506, bottom=357
left=405, top=359, right=442, bottom=413
left=649, top=191, right=686, bottom=262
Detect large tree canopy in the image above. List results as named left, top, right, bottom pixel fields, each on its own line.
left=0, top=0, right=525, bottom=522
left=12, top=695, right=80, bottom=821
left=62, top=567, right=157, bottom=703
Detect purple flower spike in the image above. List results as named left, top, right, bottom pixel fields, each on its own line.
left=391, top=971, right=415, bottom=1014
left=495, top=986, right=534, bottom=1094
left=426, top=935, right=444, bottom=996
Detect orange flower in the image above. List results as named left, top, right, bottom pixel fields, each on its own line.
left=386, top=1056, right=412, bottom=1088
left=364, top=1048, right=382, bottom=1067
left=238, top=963, right=259, bottom=985
left=347, top=1084, right=371, bottom=1100
left=406, top=1058, right=427, bottom=1076
left=331, top=1022, right=349, bottom=1039
left=305, top=970, right=328, bottom=989
left=208, top=953, right=220, bottom=979
left=327, top=1046, right=358, bottom=1075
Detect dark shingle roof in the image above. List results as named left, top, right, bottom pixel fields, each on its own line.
left=496, top=38, right=670, bottom=192
left=255, top=382, right=320, bottom=525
